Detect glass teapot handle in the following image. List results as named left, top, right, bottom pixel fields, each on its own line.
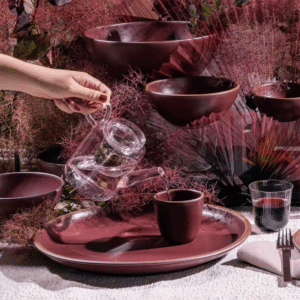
left=85, top=104, right=112, bottom=126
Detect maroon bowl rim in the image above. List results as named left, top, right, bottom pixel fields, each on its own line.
left=154, top=189, right=204, bottom=204
left=0, top=172, right=64, bottom=200
left=145, top=76, right=240, bottom=97
left=84, top=21, right=214, bottom=45
left=253, top=82, right=300, bottom=101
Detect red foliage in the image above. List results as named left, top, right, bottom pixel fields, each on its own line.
left=35, top=0, right=129, bottom=46
left=0, top=4, right=15, bottom=54
left=1, top=198, right=60, bottom=248
left=86, top=165, right=221, bottom=213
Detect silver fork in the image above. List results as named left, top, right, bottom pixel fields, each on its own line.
left=277, top=228, right=294, bottom=282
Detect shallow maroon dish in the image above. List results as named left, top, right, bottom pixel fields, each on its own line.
left=253, top=82, right=300, bottom=122
left=0, top=172, right=64, bottom=217
left=145, top=76, right=240, bottom=126
left=34, top=204, right=251, bottom=274
left=84, top=21, right=215, bottom=78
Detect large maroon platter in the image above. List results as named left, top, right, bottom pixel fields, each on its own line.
left=34, top=204, right=251, bottom=274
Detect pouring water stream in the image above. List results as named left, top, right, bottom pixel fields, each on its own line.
left=158, top=168, right=171, bottom=201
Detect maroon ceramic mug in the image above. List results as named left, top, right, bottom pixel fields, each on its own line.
left=154, top=189, right=204, bottom=244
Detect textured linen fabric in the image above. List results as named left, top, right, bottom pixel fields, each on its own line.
left=237, top=241, right=300, bottom=278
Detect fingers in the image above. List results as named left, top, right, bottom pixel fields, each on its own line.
left=54, top=99, right=73, bottom=114
left=53, top=71, right=111, bottom=115
left=54, top=98, right=102, bottom=115
left=71, top=73, right=111, bottom=106
left=73, top=85, right=110, bottom=105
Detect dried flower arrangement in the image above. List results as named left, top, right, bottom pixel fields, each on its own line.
left=0, top=89, right=81, bottom=171
left=4, top=0, right=300, bottom=246
left=208, top=0, right=300, bottom=100
left=57, top=66, right=222, bottom=214
left=0, top=53, right=219, bottom=248
left=138, top=0, right=300, bottom=111
left=166, top=110, right=300, bottom=206
left=0, top=3, right=15, bottom=54
left=1, top=198, right=60, bottom=249
left=111, top=0, right=300, bottom=207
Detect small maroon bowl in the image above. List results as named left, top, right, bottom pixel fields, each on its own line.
left=145, top=76, right=240, bottom=126
left=0, top=172, right=64, bottom=217
left=253, top=82, right=300, bottom=122
left=37, top=146, right=66, bottom=178
left=84, top=21, right=215, bottom=78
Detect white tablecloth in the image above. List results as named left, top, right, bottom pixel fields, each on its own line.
left=1, top=206, right=300, bottom=300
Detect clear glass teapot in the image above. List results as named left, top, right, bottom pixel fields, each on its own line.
left=65, top=105, right=163, bottom=202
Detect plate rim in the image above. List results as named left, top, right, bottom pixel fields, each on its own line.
left=34, top=204, right=252, bottom=268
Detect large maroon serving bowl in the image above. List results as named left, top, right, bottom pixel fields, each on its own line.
left=0, top=172, right=64, bottom=217
left=84, top=21, right=215, bottom=78
left=253, top=82, right=300, bottom=122
left=145, top=76, right=240, bottom=126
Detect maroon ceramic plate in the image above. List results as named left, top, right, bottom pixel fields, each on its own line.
left=34, top=204, right=251, bottom=274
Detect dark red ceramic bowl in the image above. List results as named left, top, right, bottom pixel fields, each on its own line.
left=37, top=146, right=66, bottom=178
left=84, top=21, right=215, bottom=78
left=253, top=82, right=300, bottom=122
left=0, top=172, right=64, bottom=217
left=145, top=76, right=240, bottom=126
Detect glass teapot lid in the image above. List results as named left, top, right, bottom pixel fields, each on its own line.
left=86, top=105, right=146, bottom=156
left=104, top=118, right=146, bottom=156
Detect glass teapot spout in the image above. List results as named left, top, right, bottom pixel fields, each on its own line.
left=117, top=167, right=165, bottom=189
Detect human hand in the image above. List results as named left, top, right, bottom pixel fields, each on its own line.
left=30, top=68, right=111, bottom=115
left=0, top=54, right=111, bottom=115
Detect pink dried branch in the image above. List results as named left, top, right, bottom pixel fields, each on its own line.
left=35, top=0, right=122, bottom=46
left=101, top=165, right=220, bottom=213
left=1, top=198, right=60, bottom=248
left=0, top=4, right=15, bottom=54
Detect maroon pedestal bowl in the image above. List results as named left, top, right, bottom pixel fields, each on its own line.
left=145, top=76, right=240, bottom=126
left=253, top=82, right=300, bottom=122
left=84, top=21, right=215, bottom=78
left=0, top=172, right=64, bottom=217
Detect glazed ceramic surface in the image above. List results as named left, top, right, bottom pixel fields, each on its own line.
left=37, top=146, right=66, bottom=178
left=34, top=204, right=251, bottom=274
left=154, top=189, right=204, bottom=244
left=253, top=82, right=300, bottom=122
left=0, top=172, right=64, bottom=217
left=145, top=76, right=240, bottom=126
left=84, top=21, right=215, bottom=78
left=47, top=0, right=71, bottom=6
